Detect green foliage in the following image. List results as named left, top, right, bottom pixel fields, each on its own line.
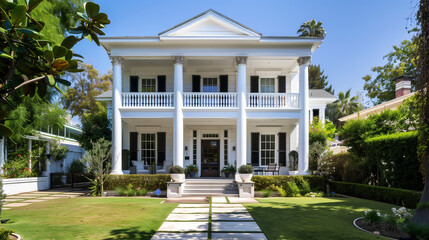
left=309, top=64, right=334, bottom=94
left=364, top=210, right=382, bottom=225
left=252, top=175, right=324, bottom=192
left=321, top=152, right=366, bottom=183
left=363, top=37, right=418, bottom=104
left=326, top=89, right=363, bottom=127
left=402, top=222, right=429, bottom=240
left=184, top=165, right=198, bottom=174
left=365, top=131, right=423, bottom=190
left=309, top=117, right=336, bottom=145
left=332, top=181, right=421, bottom=208
left=0, top=227, right=14, bottom=240
left=304, top=192, right=324, bottom=197
left=274, top=185, right=287, bottom=197
left=168, top=165, right=184, bottom=174
left=105, top=174, right=171, bottom=191
left=76, top=108, right=111, bottom=151
left=287, top=182, right=301, bottom=197
left=0, top=178, right=5, bottom=221
left=68, top=160, right=85, bottom=173
left=49, top=140, right=67, bottom=161
left=2, top=146, right=40, bottom=178
left=309, top=141, right=326, bottom=171
left=222, top=164, right=236, bottom=174
left=262, top=188, right=273, bottom=197
left=300, top=179, right=311, bottom=195
left=82, top=138, right=111, bottom=196
left=238, top=165, right=253, bottom=174
left=297, top=19, right=326, bottom=38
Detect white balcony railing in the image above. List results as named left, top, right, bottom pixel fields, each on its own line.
left=183, top=93, right=238, bottom=108
left=247, top=93, right=299, bottom=108
left=122, top=92, right=174, bottom=107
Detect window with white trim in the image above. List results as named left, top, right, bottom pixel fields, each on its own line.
left=261, top=134, right=275, bottom=166
left=202, top=78, right=218, bottom=92
left=260, top=78, right=275, bottom=93
left=141, top=133, right=156, bottom=165
left=141, top=78, right=156, bottom=92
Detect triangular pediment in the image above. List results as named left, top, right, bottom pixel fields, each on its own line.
left=159, top=9, right=261, bottom=39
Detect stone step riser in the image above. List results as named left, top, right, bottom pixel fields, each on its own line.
left=183, top=190, right=238, bottom=194
left=185, top=184, right=236, bottom=188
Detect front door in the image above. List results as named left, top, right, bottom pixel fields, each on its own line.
left=201, top=140, right=220, bottom=177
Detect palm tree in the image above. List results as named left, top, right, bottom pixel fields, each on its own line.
left=326, top=89, right=363, bottom=126
left=297, top=19, right=326, bottom=38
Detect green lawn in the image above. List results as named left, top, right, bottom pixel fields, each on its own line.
left=2, top=197, right=177, bottom=240
left=246, top=197, right=397, bottom=240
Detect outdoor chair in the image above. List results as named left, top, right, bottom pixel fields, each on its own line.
left=264, top=163, right=279, bottom=175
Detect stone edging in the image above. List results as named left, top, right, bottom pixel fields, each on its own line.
left=353, top=217, right=396, bottom=240
left=12, top=233, right=22, bottom=240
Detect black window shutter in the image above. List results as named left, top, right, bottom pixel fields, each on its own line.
left=251, top=132, right=260, bottom=166
left=130, top=132, right=138, bottom=161
left=157, top=132, right=166, bottom=166
left=278, top=76, right=286, bottom=93
left=219, top=75, right=228, bottom=92
left=130, top=76, right=139, bottom=92
left=250, top=76, right=259, bottom=93
left=279, top=132, right=286, bottom=166
left=157, top=75, right=166, bottom=92
left=192, top=75, right=201, bottom=92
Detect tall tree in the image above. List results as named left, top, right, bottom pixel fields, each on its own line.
left=77, top=108, right=111, bottom=151
left=412, top=0, right=429, bottom=225
left=326, top=89, right=363, bottom=126
left=309, top=64, right=334, bottom=94
left=297, top=19, right=326, bottom=38
left=363, top=37, right=418, bottom=105
left=62, top=63, right=112, bottom=119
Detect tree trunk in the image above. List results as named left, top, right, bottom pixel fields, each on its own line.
left=411, top=155, right=429, bottom=223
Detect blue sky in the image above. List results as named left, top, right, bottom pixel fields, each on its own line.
left=74, top=0, right=418, bottom=106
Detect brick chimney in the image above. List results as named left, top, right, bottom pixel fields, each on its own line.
left=394, top=76, right=412, bottom=98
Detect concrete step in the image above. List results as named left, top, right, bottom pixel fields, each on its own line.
left=186, top=179, right=235, bottom=184
left=182, top=193, right=239, bottom=197
left=184, top=184, right=236, bottom=189
left=183, top=189, right=238, bottom=194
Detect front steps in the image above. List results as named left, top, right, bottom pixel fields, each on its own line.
left=182, top=179, right=238, bottom=197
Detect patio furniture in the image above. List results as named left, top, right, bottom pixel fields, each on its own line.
left=264, top=163, right=279, bottom=175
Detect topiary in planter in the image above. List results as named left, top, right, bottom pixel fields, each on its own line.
left=238, top=165, right=253, bottom=174
left=169, top=165, right=185, bottom=174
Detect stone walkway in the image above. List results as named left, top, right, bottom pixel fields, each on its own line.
left=3, top=188, right=87, bottom=210
left=151, top=197, right=267, bottom=240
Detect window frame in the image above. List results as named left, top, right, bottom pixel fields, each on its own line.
left=201, top=77, right=219, bottom=92
left=140, top=77, right=157, bottom=93
left=260, top=134, right=277, bottom=166
left=140, top=133, right=157, bottom=166
left=259, top=77, right=276, bottom=93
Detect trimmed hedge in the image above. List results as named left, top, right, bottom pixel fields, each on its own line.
left=332, top=181, right=422, bottom=208
left=105, top=174, right=170, bottom=190
left=252, top=175, right=324, bottom=191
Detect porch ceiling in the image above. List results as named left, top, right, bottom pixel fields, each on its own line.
left=123, top=118, right=173, bottom=127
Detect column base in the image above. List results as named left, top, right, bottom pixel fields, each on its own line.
left=110, top=170, right=124, bottom=175
left=297, top=170, right=310, bottom=175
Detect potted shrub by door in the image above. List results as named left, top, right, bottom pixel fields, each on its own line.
left=169, top=165, right=185, bottom=182
left=185, top=165, right=199, bottom=178
left=238, top=165, right=253, bottom=182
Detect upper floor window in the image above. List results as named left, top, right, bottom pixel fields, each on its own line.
left=203, top=78, right=218, bottom=92
left=141, top=78, right=156, bottom=92
left=260, top=78, right=275, bottom=93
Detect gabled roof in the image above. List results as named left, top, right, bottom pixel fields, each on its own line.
left=158, top=9, right=261, bottom=40
left=309, top=89, right=336, bottom=100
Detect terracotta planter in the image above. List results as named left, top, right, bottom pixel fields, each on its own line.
left=170, top=173, right=185, bottom=182
left=239, top=173, right=253, bottom=182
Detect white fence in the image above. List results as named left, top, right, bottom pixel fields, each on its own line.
left=247, top=93, right=299, bottom=108
left=3, top=177, right=50, bottom=195
left=122, top=92, right=174, bottom=107
left=183, top=93, right=238, bottom=108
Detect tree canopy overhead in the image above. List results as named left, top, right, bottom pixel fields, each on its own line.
left=297, top=19, right=326, bottom=38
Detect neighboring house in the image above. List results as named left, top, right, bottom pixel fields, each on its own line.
left=339, top=76, right=415, bottom=122
left=96, top=9, right=335, bottom=176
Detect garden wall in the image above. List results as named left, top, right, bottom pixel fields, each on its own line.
left=3, top=177, right=50, bottom=195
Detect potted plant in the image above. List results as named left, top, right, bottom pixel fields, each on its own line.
left=238, top=165, right=253, bottom=182
left=221, top=166, right=229, bottom=178
left=169, top=165, right=185, bottom=182
left=222, top=164, right=236, bottom=178
left=227, top=165, right=236, bottom=178
left=185, top=165, right=199, bottom=178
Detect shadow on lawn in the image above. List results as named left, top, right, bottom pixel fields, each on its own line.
left=104, top=227, right=156, bottom=240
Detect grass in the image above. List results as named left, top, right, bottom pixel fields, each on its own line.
left=245, top=197, right=398, bottom=240
left=2, top=197, right=177, bottom=240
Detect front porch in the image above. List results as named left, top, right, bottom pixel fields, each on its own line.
left=119, top=118, right=303, bottom=176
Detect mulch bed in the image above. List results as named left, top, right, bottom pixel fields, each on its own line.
left=355, top=218, right=410, bottom=239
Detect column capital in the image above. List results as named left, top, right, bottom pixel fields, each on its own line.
left=236, top=56, right=248, bottom=65
left=173, top=56, right=184, bottom=65
left=110, top=56, right=123, bottom=65
left=297, top=56, right=311, bottom=66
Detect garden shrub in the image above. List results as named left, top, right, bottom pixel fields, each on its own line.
left=251, top=175, right=324, bottom=192
left=274, top=185, right=287, bottom=197
left=238, top=165, right=253, bottom=174
left=287, top=182, right=301, bottom=197
left=262, top=188, right=273, bottom=197
left=332, top=181, right=421, bottom=208
left=300, top=179, right=311, bottom=195
left=0, top=227, right=14, bottom=240
left=69, top=160, right=85, bottom=173
left=105, top=174, right=170, bottom=190
left=325, top=152, right=367, bottom=183
left=365, top=131, right=423, bottom=190
left=168, top=165, right=184, bottom=174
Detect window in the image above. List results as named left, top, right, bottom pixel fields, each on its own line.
left=202, top=133, right=219, bottom=138
left=141, top=78, right=156, bottom=92
left=202, top=78, right=218, bottom=92
left=260, top=78, right=275, bottom=93
left=193, top=130, right=197, bottom=165
left=261, top=134, right=275, bottom=166
left=141, top=134, right=156, bottom=166
left=224, top=139, right=228, bottom=165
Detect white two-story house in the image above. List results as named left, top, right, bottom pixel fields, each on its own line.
left=97, top=9, right=335, bottom=177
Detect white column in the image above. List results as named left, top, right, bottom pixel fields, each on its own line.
left=111, top=56, right=123, bottom=175
left=320, top=107, right=326, bottom=124
left=298, top=57, right=311, bottom=175
left=236, top=57, right=247, bottom=169
left=310, top=109, right=314, bottom=124
left=173, top=56, right=184, bottom=167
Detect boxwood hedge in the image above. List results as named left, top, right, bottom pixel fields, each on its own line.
left=105, top=174, right=171, bottom=190
left=332, top=181, right=422, bottom=208
left=251, top=175, right=325, bottom=191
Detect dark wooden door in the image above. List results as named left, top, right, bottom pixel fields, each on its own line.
left=201, top=140, right=220, bottom=177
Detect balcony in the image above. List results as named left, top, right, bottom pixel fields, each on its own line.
left=122, top=92, right=174, bottom=107
left=247, top=93, right=299, bottom=108
left=183, top=93, right=238, bottom=108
